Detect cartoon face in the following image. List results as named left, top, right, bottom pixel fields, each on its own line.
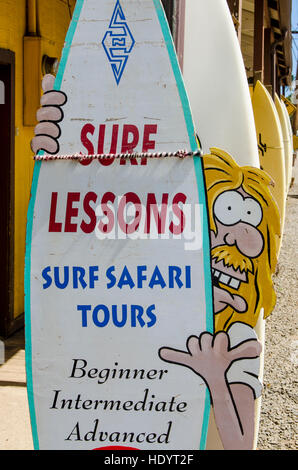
left=203, top=148, right=280, bottom=332
left=213, top=188, right=263, bottom=250
left=210, top=187, right=265, bottom=320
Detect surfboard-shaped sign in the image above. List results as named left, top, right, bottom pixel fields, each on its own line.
left=25, top=0, right=213, bottom=450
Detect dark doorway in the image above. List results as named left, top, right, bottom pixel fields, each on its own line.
left=0, top=49, right=15, bottom=338
left=161, top=0, right=174, bottom=33
left=160, top=0, right=185, bottom=71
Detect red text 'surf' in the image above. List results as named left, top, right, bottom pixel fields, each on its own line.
left=80, top=123, right=158, bottom=165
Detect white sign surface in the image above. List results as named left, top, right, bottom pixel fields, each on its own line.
left=25, top=0, right=213, bottom=450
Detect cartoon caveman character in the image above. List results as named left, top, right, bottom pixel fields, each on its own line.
left=204, top=148, right=280, bottom=332
left=31, top=75, right=280, bottom=450
left=159, top=148, right=280, bottom=449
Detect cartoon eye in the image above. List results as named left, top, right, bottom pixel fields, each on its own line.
left=242, top=198, right=263, bottom=227
left=214, top=191, right=242, bottom=226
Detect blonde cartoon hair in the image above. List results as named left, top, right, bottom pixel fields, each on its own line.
left=203, top=148, right=281, bottom=331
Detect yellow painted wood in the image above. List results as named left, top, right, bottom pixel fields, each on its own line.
left=252, top=81, right=286, bottom=255
left=23, top=36, right=42, bottom=126
left=275, top=94, right=292, bottom=191
left=27, top=0, right=37, bottom=35
left=0, top=0, right=76, bottom=320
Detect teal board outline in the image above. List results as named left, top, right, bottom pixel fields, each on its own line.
left=25, top=0, right=213, bottom=450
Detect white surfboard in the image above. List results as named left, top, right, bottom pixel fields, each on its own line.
left=275, top=94, right=292, bottom=191
left=25, top=0, right=213, bottom=450
left=182, top=0, right=259, bottom=167
left=181, top=0, right=262, bottom=450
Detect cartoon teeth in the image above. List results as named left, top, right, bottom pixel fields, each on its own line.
left=212, top=268, right=241, bottom=290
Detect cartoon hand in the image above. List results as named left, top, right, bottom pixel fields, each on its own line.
left=31, top=74, right=67, bottom=155
left=159, top=331, right=261, bottom=386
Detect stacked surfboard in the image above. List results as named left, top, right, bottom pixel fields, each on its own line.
left=183, top=0, right=259, bottom=167
left=250, top=82, right=295, bottom=255
left=251, top=81, right=286, bottom=254
left=275, top=94, right=293, bottom=191
left=182, top=0, right=261, bottom=451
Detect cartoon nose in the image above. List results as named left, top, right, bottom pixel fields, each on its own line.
left=224, top=222, right=264, bottom=258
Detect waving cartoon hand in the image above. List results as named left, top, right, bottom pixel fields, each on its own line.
left=159, top=331, right=262, bottom=387
left=31, top=74, right=67, bottom=155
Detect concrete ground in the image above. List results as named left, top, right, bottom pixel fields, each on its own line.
left=257, top=158, right=298, bottom=450
left=0, top=160, right=296, bottom=451
left=0, top=328, right=33, bottom=450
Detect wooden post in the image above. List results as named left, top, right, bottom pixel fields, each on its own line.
left=237, top=0, right=243, bottom=44
left=174, top=0, right=185, bottom=72
left=161, top=0, right=185, bottom=71
left=27, top=0, right=37, bottom=36
left=264, top=28, right=272, bottom=96
left=270, top=37, right=284, bottom=99
left=271, top=49, right=277, bottom=97
left=253, top=0, right=265, bottom=85
left=227, top=0, right=242, bottom=44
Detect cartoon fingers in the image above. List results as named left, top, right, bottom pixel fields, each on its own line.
left=31, top=74, right=67, bottom=155
left=41, top=73, right=55, bottom=93
left=159, top=331, right=261, bottom=384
